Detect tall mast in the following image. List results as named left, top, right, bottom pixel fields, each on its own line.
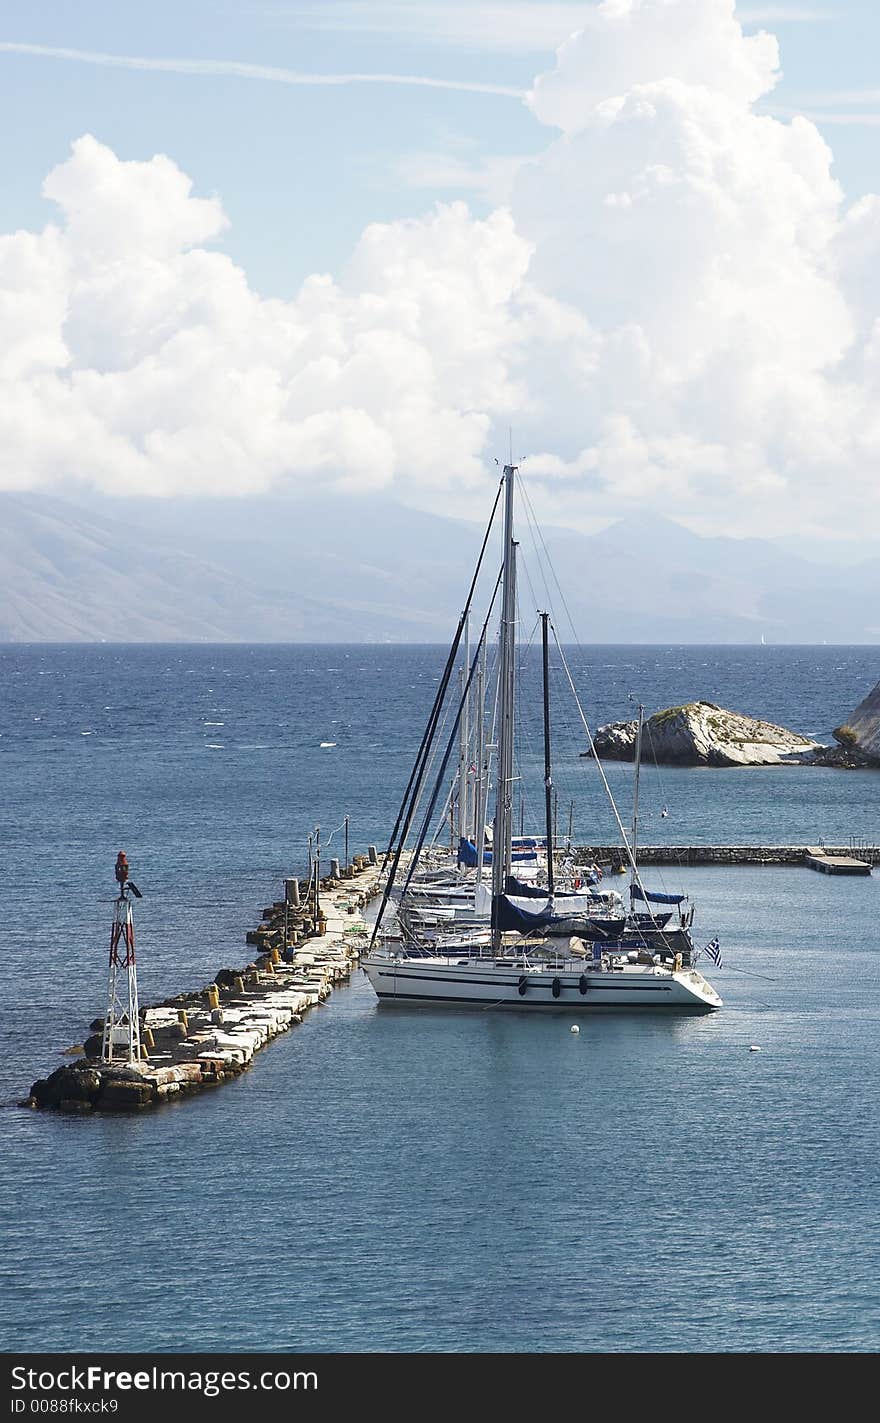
left=541, top=611, right=555, bottom=897
left=472, top=636, right=487, bottom=888
left=630, top=702, right=644, bottom=908
left=491, top=463, right=517, bottom=951
left=456, top=615, right=470, bottom=845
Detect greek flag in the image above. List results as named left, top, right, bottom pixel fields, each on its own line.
left=702, top=936, right=722, bottom=968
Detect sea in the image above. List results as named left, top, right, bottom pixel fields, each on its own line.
left=1, top=643, right=878, bottom=1354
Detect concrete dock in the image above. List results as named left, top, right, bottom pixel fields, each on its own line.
left=28, top=852, right=385, bottom=1114
left=804, top=847, right=873, bottom=875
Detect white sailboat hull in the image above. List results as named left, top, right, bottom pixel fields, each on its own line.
left=362, top=955, right=722, bottom=1012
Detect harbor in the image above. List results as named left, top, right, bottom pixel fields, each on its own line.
left=4, top=642, right=879, bottom=1355
left=26, top=828, right=876, bottom=1115
left=4, top=0, right=880, bottom=1361
left=24, top=822, right=875, bottom=1114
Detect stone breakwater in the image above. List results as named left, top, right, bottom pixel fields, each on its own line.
left=27, top=854, right=384, bottom=1114
left=575, top=844, right=880, bottom=871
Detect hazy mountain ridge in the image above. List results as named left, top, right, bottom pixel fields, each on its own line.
left=0, top=492, right=876, bottom=643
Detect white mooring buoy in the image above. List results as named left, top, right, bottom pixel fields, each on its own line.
left=570, top=1024, right=580, bottom=1034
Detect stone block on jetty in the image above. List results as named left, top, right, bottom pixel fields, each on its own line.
left=588, top=701, right=824, bottom=767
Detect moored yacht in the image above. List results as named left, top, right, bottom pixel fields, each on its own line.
left=363, top=462, right=722, bottom=1014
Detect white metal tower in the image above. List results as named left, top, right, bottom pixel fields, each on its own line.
left=101, top=852, right=142, bottom=1064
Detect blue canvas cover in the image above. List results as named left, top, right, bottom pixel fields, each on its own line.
left=632, top=886, right=685, bottom=905
left=493, top=894, right=627, bottom=939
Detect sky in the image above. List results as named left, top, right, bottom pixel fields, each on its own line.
left=2, top=0, right=880, bottom=549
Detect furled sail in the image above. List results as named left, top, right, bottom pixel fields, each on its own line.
left=493, top=894, right=626, bottom=940
left=458, top=837, right=538, bottom=867
left=631, top=886, right=685, bottom=905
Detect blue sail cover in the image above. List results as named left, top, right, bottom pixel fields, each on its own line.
left=493, top=895, right=626, bottom=939
left=505, top=875, right=550, bottom=898
left=505, top=873, right=601, bottom=898
left=458, top=838, right=490, bottom=867
left=632, top=886, right=685, bottom=905
left=458, top=838, right=538, bottom=868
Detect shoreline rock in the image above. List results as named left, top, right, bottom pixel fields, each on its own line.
left=586, top=701, right=830, bottom=768
left=834, top=678, right=880, bottom=765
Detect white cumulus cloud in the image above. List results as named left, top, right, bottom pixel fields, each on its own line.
left=0, top=135, right=530, bottom=499
left=3, top=0, right=880, bottom=543
left=527, top=0, right=780, bottom=128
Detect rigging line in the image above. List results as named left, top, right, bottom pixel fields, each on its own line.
left=517, top=476, right=582, bottom=652
left=371, top=487, right=504, bottom=948
left=380, top=474, right=503, bottom=873
left=517, top=537, right=543, bottom=631
left=642, top=717, right=671, bottom=805
left=632, top=716, right=677, bottom=901
left=407, top=574, right=502, bottom=885
left=510, top=584, right=540, bottom=838
left=411, top=684, right=456, bottom=840
left=519, top=538, right=597, bottom=831
left=396, top=568, right=504, bottom=905
left=718, top=963, right=779, bottom=984
left=552, top=627, right=655, bottom=906
left=428, top=778, right=456, bottom=850
left=517, top=476, right=563, bottom=634
left=519, top=480, right=681, bottom=938
left=427, top=699, right=463, bottom=847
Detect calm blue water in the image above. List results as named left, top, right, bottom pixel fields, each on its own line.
left=1, top=644, right=878, bottom=1353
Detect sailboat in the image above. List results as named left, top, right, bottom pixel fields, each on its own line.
left=362, top=464, right=722, bottom=1012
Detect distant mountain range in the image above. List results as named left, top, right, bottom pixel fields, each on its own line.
left=1, top=490, right=878, bottom=643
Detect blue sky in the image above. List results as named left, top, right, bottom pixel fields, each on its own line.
left=2, top=1, right=878, bottom=296
left=2, top=1, right=880, bottom=548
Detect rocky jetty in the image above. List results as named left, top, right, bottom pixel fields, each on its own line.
left=834, top=679, right=880, bottom=765
left=587, top=701, right=824, bottom=767
left=27, top=853, right=383, bottom=1113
